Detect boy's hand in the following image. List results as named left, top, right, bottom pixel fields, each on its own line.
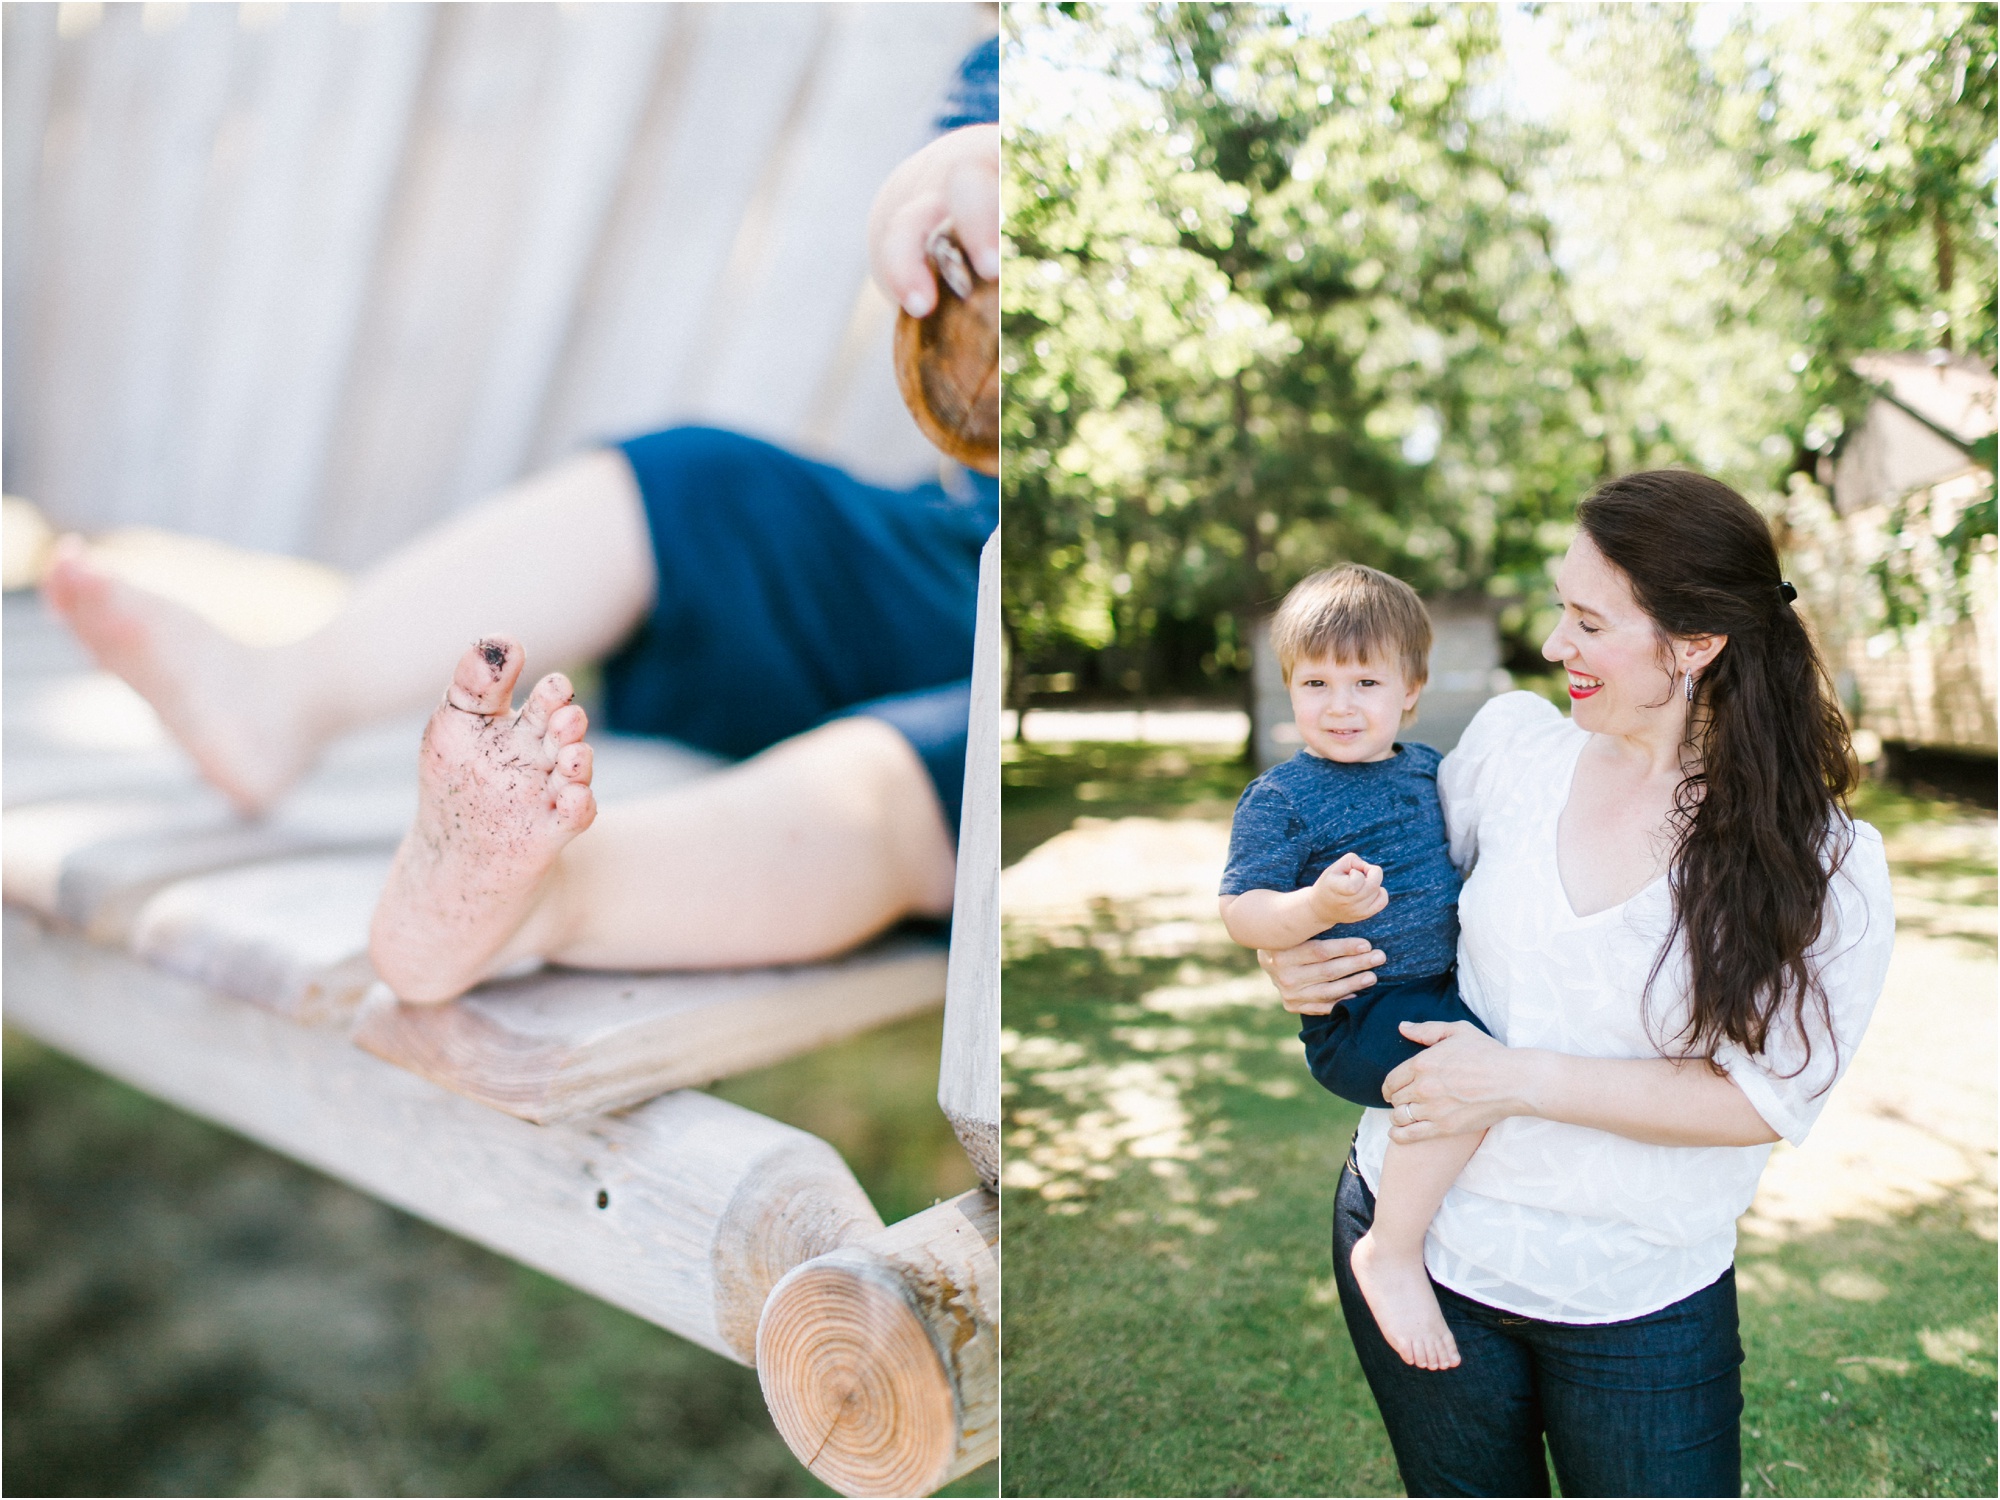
left=1309, top=853, right=1388, bottom=927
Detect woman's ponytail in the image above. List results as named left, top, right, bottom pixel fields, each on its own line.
left=1577, top=471, right=1855, bottom=1077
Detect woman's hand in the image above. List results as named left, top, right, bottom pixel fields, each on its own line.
left=1257, top=936, right=1387, bottom=1015
left=1381, top=1021, right=1540, bottom=1143
left=868, top=124, right=999, bottom=318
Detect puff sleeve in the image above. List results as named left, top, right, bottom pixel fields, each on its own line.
left=1437, top=690, right=1561, bottom=877
left=1715, top=823, right=1897, bottom=1147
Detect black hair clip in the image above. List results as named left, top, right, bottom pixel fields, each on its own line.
left=1777, top=581, right=1798, bottom=604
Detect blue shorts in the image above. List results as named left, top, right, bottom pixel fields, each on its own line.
left=1299, top=966, right=1491, bottom=1108
left=599, top=427, right=995, bottom=839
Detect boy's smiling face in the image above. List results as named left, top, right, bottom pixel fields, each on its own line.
left=1286, top=652, right=1420, bottom=763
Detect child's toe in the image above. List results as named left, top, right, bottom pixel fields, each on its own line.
left=546, top=701, right=588, bottom=748
left=449, top=637, right=521, bottom=714
left=519, top=672, right=574, bottom=734
left=553, top=740, right=592, bottom=785
left=551, top=780, right=595, bottom=832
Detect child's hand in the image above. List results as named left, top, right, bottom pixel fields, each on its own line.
left=868, top=125, right=999, bottom=318
left=1309, top=853, right=1388, bottom=927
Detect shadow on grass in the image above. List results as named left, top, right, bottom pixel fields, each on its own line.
left=4, top=1013, right=992, bottom=1498
left=1000, top=936, right=1996, bottom=1499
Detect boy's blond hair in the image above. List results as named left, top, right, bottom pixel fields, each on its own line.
left=1270, top=564, right=1432, bottom=687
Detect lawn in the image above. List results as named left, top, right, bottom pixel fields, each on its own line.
left=998, top=739, right=1997, bottom=1498
left=4, top=1005, right=992, bottom=1498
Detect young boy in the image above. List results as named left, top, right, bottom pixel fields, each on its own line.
left=1218, top=563, right=1488, bottom=1372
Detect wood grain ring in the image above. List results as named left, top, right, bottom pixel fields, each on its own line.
left=892, top=231, right=998, bottom=476
left=757, top=1253, right=956, bottom=1496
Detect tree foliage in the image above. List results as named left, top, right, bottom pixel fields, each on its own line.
left=1002, top=2, right=1996, bottom=696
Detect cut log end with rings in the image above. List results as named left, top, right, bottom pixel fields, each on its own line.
left=758, top=1190, right=997, bottom=1497
left=893, top=227, right=998, bottom=477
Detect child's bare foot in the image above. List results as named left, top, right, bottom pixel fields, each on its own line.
left=41, top=537, right=313, bottom=814
left=1351, top=1229, right=1461, bottom=1371
left=368, top=637, right=595, bottom=1003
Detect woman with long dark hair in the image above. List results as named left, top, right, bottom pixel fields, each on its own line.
left=1261, top=470, right=1895, bottom=1497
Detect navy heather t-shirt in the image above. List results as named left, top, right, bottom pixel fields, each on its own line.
left=1220, top=745, right=1461, bottom=982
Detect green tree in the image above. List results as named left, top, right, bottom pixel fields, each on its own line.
left=1002, top=3, right=1997, bottom=701
left=1005, top=5, right=1599, bottom=702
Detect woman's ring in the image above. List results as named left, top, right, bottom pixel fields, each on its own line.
left=1397, top=1102, right=1414, bottom=1124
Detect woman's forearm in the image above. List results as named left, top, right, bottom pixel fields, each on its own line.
left=1515, top=1050, right=1780, bottom=1148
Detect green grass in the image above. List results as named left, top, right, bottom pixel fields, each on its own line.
left=1002, top=941, right=1394, bottom=1497
left=1000, top=740, right=1997, bottom=1498
left=1734, top=1204, right=1997, bottom=1498
left=1001, top=740, right=1250, bottom=867
left=4, top=1010, right=992, bottom=1498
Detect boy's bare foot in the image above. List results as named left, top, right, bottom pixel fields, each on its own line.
left=41, top=538, right=314, bottom=814
left=368, top=636, right=595, bottom=1003
left=1351, top=1229, right=1461, bottom=1371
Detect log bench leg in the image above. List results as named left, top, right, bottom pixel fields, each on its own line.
left=757, top=1188, right=998, bottom=1497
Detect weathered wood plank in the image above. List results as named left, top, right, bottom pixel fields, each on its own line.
left=440, top=3, right=673, bottom=506
left=127, top=850, right=393, bottom=1024
left=939, top=531, right=999, bottom=1187
left=694, top=6, right=979, bottom=483
left=529, top=4, right=828, bottom=458
left=167, top=3, right=437, bottom=554
left=314, top=4, right=647, bottom=564
left=5, top=790, right=260, bottom=931
left=350, top=934, right=949, bottom=1124
left=19, top=6, right=221, bottom=530
left=7, top=584, right=959, bottom=1110
left=1, top=5, right=61, bottom=473
left=3, top=906, right=885, bottom=1367
left=1, top=702, right=424, bottom=939
left=758, top=1188, right=999, bottom=1497
left=1, top=722, right=720, bottom=934
left=9, top=5, right=442, bottom=547
left=3, top=664, right=203, bottom=808
left=10, top=765, right=948, bottom=1103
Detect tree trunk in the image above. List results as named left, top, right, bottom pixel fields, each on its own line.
left=1935, top=204, right=1955, bottom=350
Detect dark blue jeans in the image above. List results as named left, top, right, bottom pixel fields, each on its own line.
left=1334, top=1157, right=1743, bottom=1498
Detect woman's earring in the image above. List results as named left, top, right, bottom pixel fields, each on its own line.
left=1683, top=668, right=1698, bottom=704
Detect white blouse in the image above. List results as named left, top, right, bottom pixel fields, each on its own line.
left=1354, top=692, right=1895, bottom=1323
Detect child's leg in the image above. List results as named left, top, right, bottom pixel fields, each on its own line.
left=366, top=640, right=957, bottom=1002
left=42, top=449, right=655, bottom=814
left=1349, top=1129, right=1485, bottom=1371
